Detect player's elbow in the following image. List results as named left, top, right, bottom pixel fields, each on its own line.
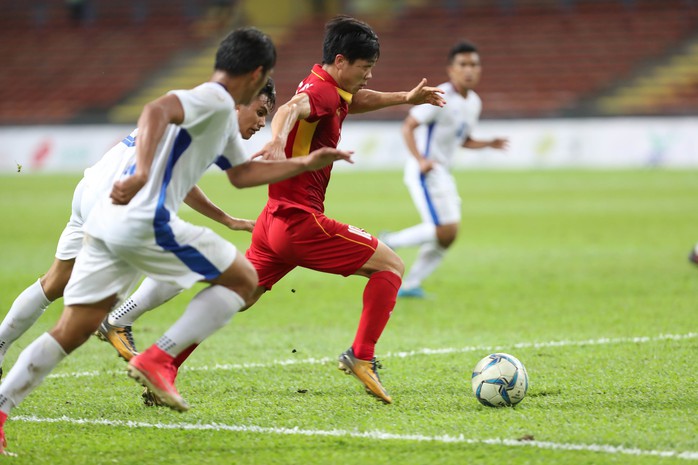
left=226, top=166, right=253, bottom=189
left=229, top=175, right=252, bottom=189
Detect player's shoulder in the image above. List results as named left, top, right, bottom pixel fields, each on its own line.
left=300, top=74, right=337, bottom=97
left=465, top=90, right=482, bottom=112
left=449, top=85, right=482, bottom=110
left=175, top=82, right=233, bottom=110
left=439, top=81, right=455, bottom=92
left=467, top=89, right=482, bottom=103
left=298, top=74, right=343, bottom=114
left=170, top=82, right=235, bottom=129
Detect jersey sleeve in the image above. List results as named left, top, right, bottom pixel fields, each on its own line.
left=218, top=133, right=249, bottom=169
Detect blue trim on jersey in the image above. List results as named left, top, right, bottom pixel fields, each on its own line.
left=153, top=129, right=221, bottom=280
left=122, top=162, right=136, bottom=176
left=419, top=173, right=441, bottom=226
left=122, top=135, right=136, bottom=147
left=214, top=155, right=232, bottom=170
left=419, top=122, right=440, bottom=225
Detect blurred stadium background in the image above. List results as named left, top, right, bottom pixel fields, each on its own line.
left=1, top=0, right=697, bottom=171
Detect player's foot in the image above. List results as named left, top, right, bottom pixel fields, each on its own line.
left=127, top=346, right=189, bottom=412
left=95, top=319, right=139, bottom=362
left=397, top=286, right=425, bottom=298
left=142, top=367, right=179, bottom=407
left=338, top=347, right=392, bottom=404
left=142, top=386, right=167, bottom=407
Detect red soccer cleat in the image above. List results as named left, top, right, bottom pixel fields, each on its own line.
left=127, top=346, right=189, bottom=412
left=0, top=411, right=8, bottom=455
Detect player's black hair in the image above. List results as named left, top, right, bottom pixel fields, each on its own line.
left=322, top=15, right=380, bottom=65
left=258, top=77, right=276, bottom=111
left=448, top=40, right=479, bottom=63
left=215, top=27, right=277, bottom=75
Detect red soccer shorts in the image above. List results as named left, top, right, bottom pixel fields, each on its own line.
left=245, top=204, right=378, bottom=290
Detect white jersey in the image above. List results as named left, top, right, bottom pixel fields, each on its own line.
left=408, top=81, right=482, bottom=170
left=78, top=130, right=139, bottom=219
left=53, top=129, right=143, bottom=260
left=84, top=82, right=247, bottom=246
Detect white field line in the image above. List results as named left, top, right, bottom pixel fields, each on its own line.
left=11, top=415, right=698, bottom=461
left=47, top=331, right=697, bottom=379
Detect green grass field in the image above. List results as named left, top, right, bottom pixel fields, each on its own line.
left=0, top=169, right=696, bottom=464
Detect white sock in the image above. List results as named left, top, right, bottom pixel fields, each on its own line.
left=383, top=223, right=436, bottom=249
left=403, top=243, right=447, bottom=290
left=109, top=278, right=183, bottom=327
left=155, top=286, right=244, bottom=357
left=0, top=279, right=52, bottom=364
left=0, top=332, right=67, bottom=415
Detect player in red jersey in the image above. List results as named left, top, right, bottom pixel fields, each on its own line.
left=242, top=16, right=445, bottom=404
left=100, top=15, right=444, bottom=407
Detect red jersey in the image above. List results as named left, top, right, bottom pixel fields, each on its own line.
left=267, top=64, right=353, bottom=213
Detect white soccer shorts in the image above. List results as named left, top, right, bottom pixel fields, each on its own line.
left=54, top=179, right=88, bottom=260
left=403, top=160, right=462, bottom=226
left=64, top=222, right=238, bottom=307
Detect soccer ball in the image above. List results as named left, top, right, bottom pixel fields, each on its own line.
left=471, top=353, right=528, bottom=407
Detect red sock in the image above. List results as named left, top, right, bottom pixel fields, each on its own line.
left=352, top=270, right=401, bottom=360
left=173, top=343, right=198, bottom=369
left=0, top=410, right=7, bottom=451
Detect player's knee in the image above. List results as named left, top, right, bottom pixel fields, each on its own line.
left=51, top=308, right=106, bottom=353
left=40, top=272, right=69, bottom=301
left=386, top=250, right=405, bottom=277
left=437, top=236, right=456, bottom=249
left=240, top=286, right=266, bottom=312
left=436, top=225, right=458, bottom=248
left=232, top=261, right=259, bottom=302
left=378, top=244, right=405, bottom=276
left=216, top=254, right=259, bottom=301
left=239, top=269, right=258, bottom=301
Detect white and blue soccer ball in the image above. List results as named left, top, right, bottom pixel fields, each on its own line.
left=471, top=353, right=529, bottom=407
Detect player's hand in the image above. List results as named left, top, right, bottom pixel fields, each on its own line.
left=304, top=147, right=354, bottom=170
left=406, top=78, right=446, bottom=107
left=418, top=157, right=435, bottom=174
left=111, top=172, right=147, bottom=205
left=225, top=217, right=255, bottom=233
left=490, top=138, right=510, bottom=150
left=252, top=139, right=287, bottom=161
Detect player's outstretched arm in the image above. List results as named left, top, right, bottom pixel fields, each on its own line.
left=226, top=147, right=353, bottom=188
left=184, top=185, right=255, bottom=232
left=253, top=93, right=312, bottom=161
left=349, top=78, right=446, bottom=114
left=462, top=136, right=510, bottom=150
left=111, top=94, right=185, bottom=205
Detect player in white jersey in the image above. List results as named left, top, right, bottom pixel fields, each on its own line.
left=0, top=78, right=275, bottom=379
left=381, top=41, right=508, bottom=298
left=0, top=28, right=352, bottom=454
left=92, top=78, right=277, bottom=363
